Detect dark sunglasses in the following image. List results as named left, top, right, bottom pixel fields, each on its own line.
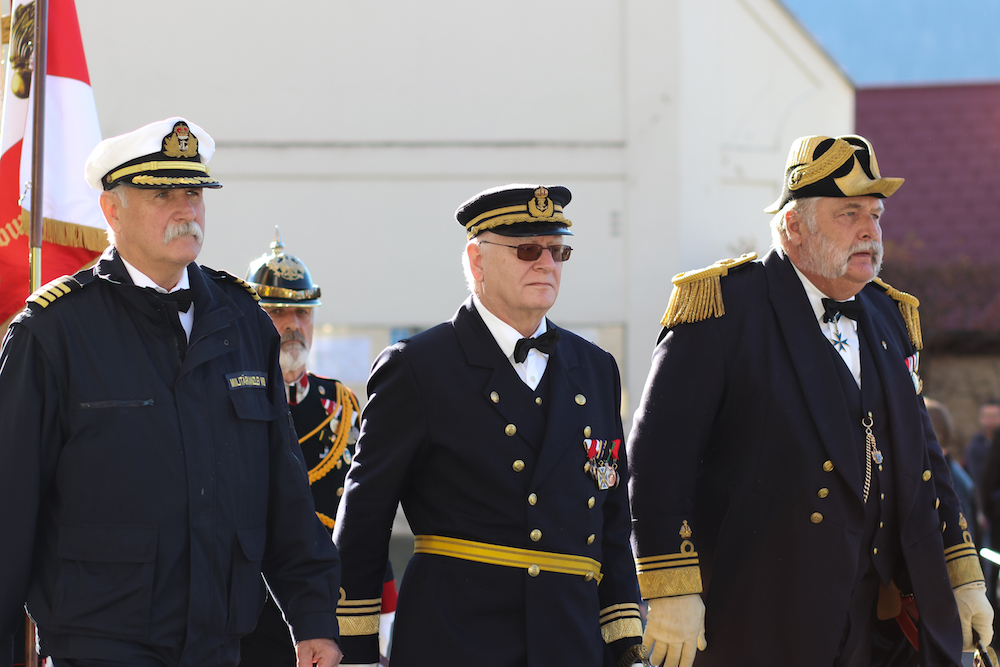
left=479, top=240, right=573, bottom=262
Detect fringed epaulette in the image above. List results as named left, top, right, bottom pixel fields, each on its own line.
left=660, top=252, right=757, bottom=328
left=26, top=275, right=84, bottom=309
left=871, top=277, right=922, bottom=350
left=205, top=267, right=260, bottom=302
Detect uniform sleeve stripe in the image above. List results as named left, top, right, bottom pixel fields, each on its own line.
left=600, top=617, right=642, bottom=644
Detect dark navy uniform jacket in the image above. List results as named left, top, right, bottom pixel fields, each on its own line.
left=334, top=298, right=642, bottom=666
left=628, top=250, right=970, bottom=666
left=0, top=248, right=340, bottom=667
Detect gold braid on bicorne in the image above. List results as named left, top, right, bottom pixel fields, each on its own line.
left=301, top=382, right=359, bottom=529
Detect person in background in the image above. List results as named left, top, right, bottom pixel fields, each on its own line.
left=240, top=231, right=397, bottom=666
left=964, top=400, right=1000, bottom=491
left=925, top=399, right=980, bottom=547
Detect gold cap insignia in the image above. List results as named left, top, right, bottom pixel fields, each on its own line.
left=527, top=187, right=554, bottom=218
left=162, top=121, right=200, bottom=159
left=959, top=513, right=968, bottom=531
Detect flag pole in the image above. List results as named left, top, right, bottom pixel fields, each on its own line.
left=25, top=1, right=47, bottom=664
left=27, top=0, right=46, bottom=295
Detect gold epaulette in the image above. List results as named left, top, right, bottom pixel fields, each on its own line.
left=26, top=275, right=82, bottom=309
left=871, top=278, right=922, bottom=350
left=660, top=252, right=757, bottom=328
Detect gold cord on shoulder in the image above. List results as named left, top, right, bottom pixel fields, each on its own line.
left=872, top=278, right=922, bottom=350
left=307, top=382, right=358, bottom=484
left=660, top=253, right=756, bottom=328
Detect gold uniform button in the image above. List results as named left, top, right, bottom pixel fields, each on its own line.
left=535, top=397, right=542, bottom=405
left=587, top=534, right=596, bottom=545
left=505, top=424, right=517, bottom=437
left=513, top=460, right=525, bottom=472
left=880, top=493, right=885, bottom=500
left=583, top=426, right=592, bottom=438
left=490, top=391, right=500, bottom=403
left=527, top=564, right=540, bottom=577
left=879, top=521, right=884, bottom=528
left=530, top=529, right=542, bottom=542
left=922, top=470, right=932, bottom=481
left=817, top=488, right=829, bottom=499
left=810, top=512, right=824, bottom=524
left=528, top=493, right=537, bottom=506
left=588, top=497, right=596, bottom=509
left=873, top=547, right=878, bottom=555
left=584, top=572, right=595, bottom=582
left=337, top=487, right=344, bottom=497
left=941, top=521, right=947, bottom=533
left=575, top=394, right=587, bottom=405
left=823, top=460, right=834, bottom=472
left=934, top=498, right=940, bottom=509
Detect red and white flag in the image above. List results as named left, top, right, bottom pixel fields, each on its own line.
left=0, top=0, right=104, bottom=325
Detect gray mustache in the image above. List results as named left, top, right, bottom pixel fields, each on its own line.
left=163, top=222, right=203, bottom=245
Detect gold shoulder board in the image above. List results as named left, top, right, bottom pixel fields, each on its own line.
left=660, top=252, right=757, bottom=328
left=26, top=275, right=81, bottom=309
left=207, top=267, right=260, bottom=302
left=871, top=278, right=922, bottom=350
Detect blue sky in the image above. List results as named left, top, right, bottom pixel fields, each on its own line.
left=780, top=0, right=1000, bottom=86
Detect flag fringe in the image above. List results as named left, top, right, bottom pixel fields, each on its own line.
left=19, top=208, right=107, bottom=252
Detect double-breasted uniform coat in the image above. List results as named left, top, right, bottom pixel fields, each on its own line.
left=333, top=298, right=643, bottom=666
left=627, top=250, right=975, bottom=666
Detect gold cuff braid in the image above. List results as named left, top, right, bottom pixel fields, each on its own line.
left=945, top=543, right=985, bottom=588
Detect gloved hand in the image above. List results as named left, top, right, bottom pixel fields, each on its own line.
left=643, top=594, right=707, bottom=667
left=954, top=580, right=994, bottom=650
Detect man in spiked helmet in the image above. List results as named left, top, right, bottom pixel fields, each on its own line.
left=240, top=230, right=397, bottom=667
left=0, top=118, right=342, bottom=667
left=627, top=135, right=994, bottom=666
left=333, top=185, right=646, bottom=666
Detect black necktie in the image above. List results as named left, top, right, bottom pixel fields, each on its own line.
left=157, top=289, right=194, bottom=313
left=513, top=328, right=560, bottom=363
left=821, top=297, right=864, bottom=323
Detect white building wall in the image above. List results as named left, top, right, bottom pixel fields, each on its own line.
left=75, top=0, right=852, bottom=423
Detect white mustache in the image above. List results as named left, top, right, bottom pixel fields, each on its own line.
left=163, top=221, right=203, bottom=245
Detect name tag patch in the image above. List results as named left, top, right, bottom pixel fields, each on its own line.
left=227, top=372, right=267, bottom=390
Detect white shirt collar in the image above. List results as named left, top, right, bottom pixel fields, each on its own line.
left=790, top=262, right=858, bottom=332
left=472, top=294, right=547, bottom=361
left=120, top=255, right=191, bottom=294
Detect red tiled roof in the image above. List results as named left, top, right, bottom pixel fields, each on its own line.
left=857, top=83, right=1000, bottom=347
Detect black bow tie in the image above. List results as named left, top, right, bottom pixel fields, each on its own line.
left=513, top=328, right=560, bottom=364
left=821, top=297, right=864, bottom=323
left=153, top=288, right=194, bottom=313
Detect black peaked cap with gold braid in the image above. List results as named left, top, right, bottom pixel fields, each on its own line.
left=764, top=134, right=903, bottom=214
left=457, top=184, right=573, bottom=239
left=85, top=116, right=222, bottom=191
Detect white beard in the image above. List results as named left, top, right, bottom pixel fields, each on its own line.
left=279, top=342, right=309, bottom=376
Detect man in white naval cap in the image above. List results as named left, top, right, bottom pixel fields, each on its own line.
left=0, top=118, right=342, bottom=667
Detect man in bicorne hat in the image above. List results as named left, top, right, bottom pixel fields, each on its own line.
left=334, top=185, right=646, bottom=666
left=239, top=231, right=397, bottom=667
left=0, top=118, right=342, bottom=667
left=627, top=135, right=994, bottom=666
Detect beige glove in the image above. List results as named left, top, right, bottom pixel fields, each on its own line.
left=643, top=595, right=707, bottom=667
left=954, top=580, right=994, bottom=650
